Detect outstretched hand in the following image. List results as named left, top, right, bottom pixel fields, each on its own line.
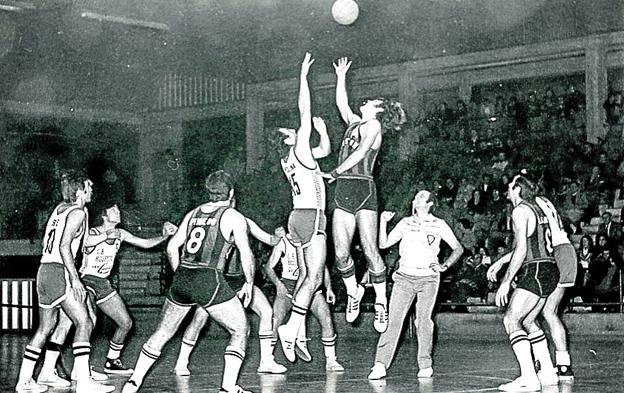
left=495, top=281, right=511, bottom=308
left=320, top=172, right=336, bottom=183
left=487, top=260, right=504, bottom=282
left=301, top=52, right=315, bottom=76
left=163, top=221, right=178, bottom=236
left=380, top=211, right=396, bottom=222
left=333, top=57, right=352, bottom=76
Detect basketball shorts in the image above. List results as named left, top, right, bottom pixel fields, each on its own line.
left=82, top=274, right=118, bottom=304
left=554, top=243, right=578, bottom=288
left=279, top=278, right=323, bottom=300
left=287, top=209, right=326, bottom=247
left=37, top=263, right=70, bottom=309
left=515, top=261, right=559, bottom=298
left=168, top=266, right=235, bottom=309
left=225, top=275, right=245, bottom=292
left=334, top=178, right=377, bottom=215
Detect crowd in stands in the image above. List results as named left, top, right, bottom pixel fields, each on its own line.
left=393, top=84, right=624, bottom=311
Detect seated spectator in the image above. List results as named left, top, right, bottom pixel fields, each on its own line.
left=439, top=177, right=458, bottom=205
left=586, top=242, right=623, bottom=311
left=455, top=218, right=477, bottom=252
left=454, top=178, right=475, bottom=210
left=491, top=152, right=510, bottom=173
left=598, top=211, right=622, bottom=243
left=467, top=189, right=487, bottom=216
left=576, top=235, right=595, bottom=300
left=560, top=180, right=589, bottom=225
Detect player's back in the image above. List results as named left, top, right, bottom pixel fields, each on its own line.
left=535, top=196, right=570, bottom=246
left=521, top=201, right=555, bottom=264
left=180, top=205, right=234, bottom=271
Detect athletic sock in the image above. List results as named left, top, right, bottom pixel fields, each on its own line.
left=222, top=346, right=245, bottom=391
left=337, top=258, right=357, bottom=296
left=259, top=331, right=275, bottom=361
left=131, top=344, right=161, bottom=386
left=529, top=330, right=555, bottom=371
left=321, top=335, right=337, bottom=359
left=509, top=330, right=537, bottom=378
left=176, top=338, right=196, bottom=367
left=40, top=342, right=62, bottom=376
left=18, top=345, right=42, bottom=383
left=106, top=341, right=124, bottom=361
left=369, top=267, right=387, bottom=304
left=555, top=350, right=571, bottom=366
left=286, top=302, right=308, bottom=334
left=72, top=342, right=91, bottom=383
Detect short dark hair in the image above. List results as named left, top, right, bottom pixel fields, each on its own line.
left=204, top=170, right=234, bottom=203
left=376, top=98, right=407, bottom=133
left=512, top=175, right=539, bottom=202
left=60, top=170, right=89, bottom=203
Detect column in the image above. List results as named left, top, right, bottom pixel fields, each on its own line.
left=585, top=43, right=608, bottom=143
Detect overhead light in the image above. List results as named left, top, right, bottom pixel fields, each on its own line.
left=0, top=1, right=35, bottom=12
left=81, top=11, right=170, bottom=31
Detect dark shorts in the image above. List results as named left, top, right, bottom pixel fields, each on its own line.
left=36, top=263, right=70, bottom=309
left=225, top=275, right=245, bottom=292
left=287, top=209, right=326, bottom=247
left=554, top=244, right=578, bottom=288
left=168, top=267, right=236, bottom=309
left=334, top=178, right=377, bottom=215
left=82, top=274, right=117, bottom=304
left=515, top=261, right=559, bottom=298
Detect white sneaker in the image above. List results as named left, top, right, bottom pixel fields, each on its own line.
left=538, top=367, right=559, bottom=386
left=498, top=376, right=541, bottom=392
left=76, top=378, right=115, bottom=393
left=367, top=362, right=387, bottom=380
left=15, top=379, right=48, bottom=393
left=277, top=324, right=297, bottom=362
left=174, top=364, right=191, bottom=376
left=373, top=303, right=388, bottom=333
left=417, top=367, right=433, bottom=378
left=257, top=358, right=288, bottom=374
left=325, top=356, right=344, bottom=372
left=37, top=370, right=71, bottom=387
left=346, top=285, right=365, bottom=323
left=71, top=366, right=109, bottom=381
left=295, top=336, right=312, bottom=362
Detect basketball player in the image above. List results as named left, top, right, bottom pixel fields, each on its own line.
left=265, top=226, right=344, bottom=371
left=122, top=170, right=255, bottom=393
left=36, top=204, right=177, bottom=381
left=493, top=175, right=560, bottom=392
left=275, top=52, right=333, bottom=362
left=367, top=190, right=463, bottom=380
left=173, top=216, right=287, bottom=375
left=488, top=194, right=576, bottom=382
left=15, top=170, right=114, bottom=393
left=322, top=57, right=406, bottom=333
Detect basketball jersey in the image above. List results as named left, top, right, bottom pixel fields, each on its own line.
left=521, top=202, right=555, bottom=264
left=180, top=206, right=234, bottom=271
left=535, top=196, right=570, bottom=246
left=277, top=236, right=299, bottom=280
left=40, top=204, right=85, bottom=264
left=80, top=228, right=121, bottom=278
left=337, top=121, right=379, bottom=179
left=397, top=214, right=458, bottom=276
left=281, top=147, right=325, bottom=210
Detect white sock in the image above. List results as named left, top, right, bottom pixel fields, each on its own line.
left=259, top=331, right=275, bottom=361
left=342, top=275, right=358, bottom=297
left=509, top=331, right=537, bottom=379
left=40, top=344, right=61, bottom=376
left=222, top=346, right=245, bottom=391
left=72, top=342, right=91, bottom=383
left=18, top=345, right=41, bottom=383
left=107, top=341, right=124, bottom=360
left=130, top=344, right=161, bottom=386
left=176, top=338, right=196, bottom=368
left=555, top=350, right=571, bottom=366
left=529, top=330, right=555, bottom=371
left=322, top=335, right=337, bottom=359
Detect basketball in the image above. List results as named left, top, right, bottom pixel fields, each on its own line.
left=331, top=0, right=359, bottom=26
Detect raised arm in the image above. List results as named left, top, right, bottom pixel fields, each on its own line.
left=120, top=221, right=177, bottom=249
left=379, top=212, right=403, bottom=249
left=246, top=217, right=279, bottom=246
left=294, top=52, right=316, bottom=168
left=333, top=57, right=357, bottom=124
left=311, top=117, right=331, bottom=159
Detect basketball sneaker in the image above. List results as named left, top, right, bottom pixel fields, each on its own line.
left=417, top=367, right=433, bottom=378
left=15, top=378, right=48, bottom=393
left=277, top=324, right=297, bottom=362
left=373, top=303, right=388, bottom=333
left=104, top=358, right=134, bottom=375
left=325, top=356, right=344, bottom=372
left=71, top=366, right=108, bottom=382
left=257, top=358, right=288, bottom=374
left=37, top=369, right=71, bottom=387
left=367, top=362, right=386, bottom=380
left=538, top=367, right=559, bottom=386
left=557, top=365, right=574, bottom=380
left=218, top=385, right=252, bottom=393
left=76, top=378, right=115, bottom=393
left=498, top=376, right=541, bottom=392
left=295, top=336, right=312, bottom=362
left=346, top=285, right=365, bottom=323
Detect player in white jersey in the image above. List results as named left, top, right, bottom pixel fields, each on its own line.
left=265, top=227, right=344, bottom=371
left=368, top=190, right=463, bottom=380
left=488, top=195, right=576, bottom=381
left=15, top=170, right=114, bottom=393
left=37, top=204, right=177, bottom=380
left=276, top=53, right=333, bottom=363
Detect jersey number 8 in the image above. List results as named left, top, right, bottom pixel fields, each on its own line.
left=186, top=227, right=207, bottom=254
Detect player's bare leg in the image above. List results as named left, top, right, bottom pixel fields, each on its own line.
left=543, top=287, right=573, bottom=379
left=250, top=287, right=287, bottom=373
left=174, top=307, right=209, bottom=376
left=356, top=209, right=388, bottom=333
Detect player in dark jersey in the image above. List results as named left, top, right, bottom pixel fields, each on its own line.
left=122, top=171, right=255, bottom=393
left=493, top=175, right=560, bottom=392
left=321, top=57, right=406, bottom=333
